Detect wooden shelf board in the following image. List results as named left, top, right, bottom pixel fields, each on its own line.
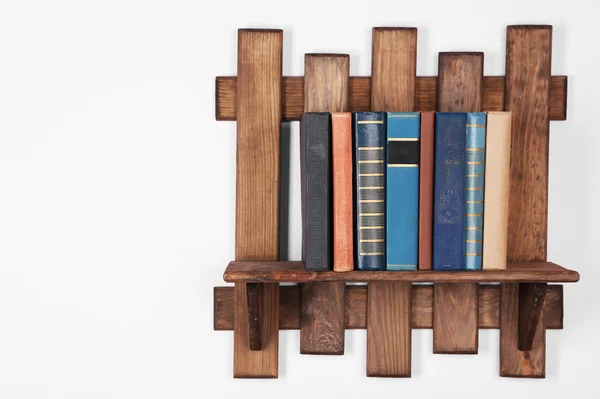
left=223, top=261, right=579, bottom=283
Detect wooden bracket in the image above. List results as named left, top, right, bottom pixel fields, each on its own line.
left=246, top=283, right=262, bottom=351
left=518, top=283, right=548, bottom=351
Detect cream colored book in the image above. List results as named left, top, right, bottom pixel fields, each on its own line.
left=482, top=112, right=512, bottom=269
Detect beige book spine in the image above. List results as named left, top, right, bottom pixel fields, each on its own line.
left=483, top=112, right=512, bottom=269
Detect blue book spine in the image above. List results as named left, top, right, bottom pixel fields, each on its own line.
left=354, top=112, right=386, bottom=271
left=386, top=112, right=420, bottom=271
left=463, top=112, right=487, bottom=270
left=433, top=112, right=467, bottom=271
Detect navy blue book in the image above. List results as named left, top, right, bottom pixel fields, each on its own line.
left=353, top=112, right=386, bottom=271
left=386, top=112, right=420, bottom=271
left=433, top=112, right=467, bottom=271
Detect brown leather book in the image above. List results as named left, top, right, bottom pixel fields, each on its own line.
left=418, top=111, right=435, bottom=270
left=482, top=112, right=512, bottom=269
left=332, top=112, right=353, bottom=272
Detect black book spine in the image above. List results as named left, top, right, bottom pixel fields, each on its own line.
left=300, top=112, right=333, bottom=271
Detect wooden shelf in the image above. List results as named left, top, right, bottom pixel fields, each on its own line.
left=224, top=261, right=580, bottom=283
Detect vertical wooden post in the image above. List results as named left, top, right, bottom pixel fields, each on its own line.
left=233, top=29, right=282, bottom=378
left=433, top=52, right=483, bottom=354
left=300, top=54, right=349, bottom=355
left=500, top=25, right=552, bottom=378
left=367, top=27, right=416, bottom=377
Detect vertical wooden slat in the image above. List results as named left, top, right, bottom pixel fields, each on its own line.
left=367, top=27, right=416, bottom=377
left=518, top=283, right=547, bottom=351
left=300, top=54, right=349, bottom=355
left=233, top=29, right=282, bottom=378
left=367, top=282, right=412, bottom=377
left=500, top=283, right=545, bottom=377
left=505, top=25, right=552, bottom=262
left=433, top=52, right=483, bottom=354
left=246, top=283, right=262, bottom=351
left=501, top=25, right=552, bottom=378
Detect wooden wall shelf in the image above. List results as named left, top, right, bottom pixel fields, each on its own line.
left=211, top=25, right=579, bottom=379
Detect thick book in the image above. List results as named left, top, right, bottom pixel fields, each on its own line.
left=463, top=112, right=487, bottom=270
left=433, top=112, right=467, bottom=271
left=353, top=112, right=386, bottom=271
left=482, top=112, right=512, bottom=269
left=386, top=112, right=420, bottom=271
left=332, top=112, right=354, bottom=272
left=300, top=112, right=332, bottom=271
left=418, top=111, right=435, bottom=270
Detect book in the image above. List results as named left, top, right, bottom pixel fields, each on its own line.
left=418, top=111, right=435, bottom=270
left=331, top=112, right=354, bottom=272
left=386, top=112, right=420, bottom=271
left=463, top=112, right=487, bottom=270
left=433, top=112, right=467, bottom=271
left=300, top=112, right=332, bottom=271
left=482, top=112, right=512, bottom=269
left=353, top=112, right=386, bottom=271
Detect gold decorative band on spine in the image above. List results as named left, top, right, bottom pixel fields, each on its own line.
left=360, top=226, right=384, bottom=229
left=466, top=200, right=483, bottom=204
left=466, top=214, right=482, bottom=217
left=360, top=239, right=384, bottom=243
left=388, top=138, right=419, bottom=141
left=360, top=199, right=384, bottom=203
left=387, top=264, right=417, bottom=267
left=465, top=253, right=482, bottom=256
left=357, top=120, right=383, bottom=124
left=360, top=252, right=384, bottom=256
left=358, top=147, right=383, bottom=150
left=466, top=124, right=485, bottom=127
left=388, top=164, right=418, bottom=167
left=467, top=174, right=483, bottom=177
left=359, top=186, right=383, bottom=190
left=359, top=173, right=383, bottom=177
left=465, top=240, right=482, bottom=243
left=465, top=227, right=482, bottom=230
left=360, top=213, right=384, bottom=216
left=466, top=148, right=484, bottom=151
left=358, top=160, right=384, bottom=164
left=467, top=161, right=484, bottom=165
left=466, top=187, right=483, bottom=191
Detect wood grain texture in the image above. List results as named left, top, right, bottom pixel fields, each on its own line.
left=235, top=29, right=282, bottom=260
left=371, top=27, right=417, bottom=111
left=367, top=282, right=412, bottom=377
left=215, top=284, right=564, bottom=331
left=246, top=283, right=262, bottom=351
left=500, top=283, right=545, bottom=377
left=301, top=54, right=349, bottom=355
left=223, top=260, right=579, bottom=283
left=505, top=25, right=552, bottom=262
left=233, top=283, right=279, bottom=378
left=233, top=29, right=282, bottom=378
left=433, top=283, right=479, bottom=354
left=437, top=52, right=483, bottom=112
left=434, top=51, right=483, bottom=354
left=300, top=282, right=345, bottom=354
left=215, top=76, right=567, bottom=120
left=518, top=283, right=547, bottom=351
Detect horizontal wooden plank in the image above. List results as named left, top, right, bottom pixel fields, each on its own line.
left=214, top=284, right=564, bottom=330
left=215, top=76, right=568, bottom=121
left=223, top=261, right=579, bottom=283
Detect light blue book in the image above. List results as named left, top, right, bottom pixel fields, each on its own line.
left=386, top=112, right=420, bottom=271
left=463, top=112, right=487, bottom=270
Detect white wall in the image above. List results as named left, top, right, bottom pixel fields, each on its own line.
left=0, top=0, right=598, bottom=397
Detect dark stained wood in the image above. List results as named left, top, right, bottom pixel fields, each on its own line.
left=433, top=283, right=479, bottom=354
left=500, top=283, right=545, bottom=377
left=300, top=282, right=345, bottom=354
left=223, top=260, right=580, bottom=283
left=434, top=51, right=484, bottom=354
left=300, top=54, right=349, bottom=356
left=505, top=25, right=552, bottom=261
left=371, top=27, right=417, bottom=111
left=437, top=52, right=484, bottom=112
left=246, top=283, right=262, bottom=351
left=215, top=76, right=567, bottom=121
left=233, top=28, right=282, bottom=378
left=518, top=283, right=548, bottom=351
left=367, top=282, right=412, bottom=377
left=215, top=284, right=565, bottom=331
left=233, top=282, right=279, bottom=378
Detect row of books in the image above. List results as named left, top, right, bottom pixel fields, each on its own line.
left=300, top=111, right=512, bottom=272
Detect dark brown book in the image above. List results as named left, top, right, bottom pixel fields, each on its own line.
left=418, top=111, right=434, bottom=270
